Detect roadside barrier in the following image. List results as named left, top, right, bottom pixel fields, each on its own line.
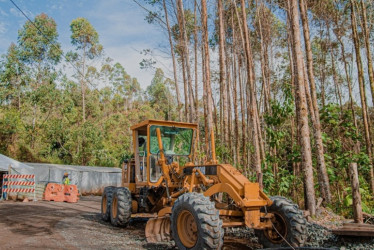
left=1, top=174, right=36, bottom=201
left=44, top=183, right=64, bottom=202
left=64, top=185, right=79, bottom=203
left=44, top=183, right=79, bottom=203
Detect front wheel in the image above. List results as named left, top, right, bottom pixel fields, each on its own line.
left=110, top=187, right=132, bottom=227
left=171, top=192, right=224, bottom=250
left=255, top=196, right=307, bottom=248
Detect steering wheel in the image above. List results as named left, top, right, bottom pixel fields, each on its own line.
left=156, top=150, right=173, bottom=165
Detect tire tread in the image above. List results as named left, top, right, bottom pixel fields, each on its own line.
left=171, top=192, right=224, bottom=250
left=110, top=187, right=132, bottom=227
left=255, top=196, right=307, bottom=248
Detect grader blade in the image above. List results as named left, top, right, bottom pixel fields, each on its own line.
left=145, top=216, right=171, bottom=243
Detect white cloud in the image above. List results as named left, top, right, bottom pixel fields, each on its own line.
left=0, top=21, right=6, bottom=34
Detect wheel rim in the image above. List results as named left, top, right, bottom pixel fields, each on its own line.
left=102, top=195, right=107, bottom=214
left=112, top=196, right=118, bottom=219
left=177, top=210, right=198, bottom=248
left=265, top=212, right=288, bottom=244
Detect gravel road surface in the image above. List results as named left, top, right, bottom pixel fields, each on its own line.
left=0, top=196, right=372, bottom=249
left=0, top=196, right=252, bottom=249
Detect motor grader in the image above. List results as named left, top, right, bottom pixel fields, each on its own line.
left=101, top=120, right=307, bottom=249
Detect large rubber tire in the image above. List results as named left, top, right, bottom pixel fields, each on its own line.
left=110, top=187, right=132, bottom=227
left=101, top=186, right=115, bottom=221
left=171, top=192, right=224, bottom=250
left=255, top=196, right=307, bottom=248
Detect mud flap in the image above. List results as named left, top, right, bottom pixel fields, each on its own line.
left=145, top=216, right=171, bottom=243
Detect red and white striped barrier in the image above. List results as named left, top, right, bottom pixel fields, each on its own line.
left=1, top=174, right=36, bottom=201
left=2, top=188, right=35, bottom=193
left=3, top=181, right=35, bottom=186
left=3, top=174, right=34, bottom=179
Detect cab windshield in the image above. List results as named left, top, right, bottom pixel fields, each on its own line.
left=150, top=125, right=193, bottom=156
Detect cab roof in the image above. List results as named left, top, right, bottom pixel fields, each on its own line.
left=130, top=119, right=198, bottom=131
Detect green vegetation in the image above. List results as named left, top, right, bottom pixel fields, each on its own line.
left=0, top=14, right=172, bottom=167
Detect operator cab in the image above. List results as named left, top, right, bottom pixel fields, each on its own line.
left=125, top=120, right=197, bottom=189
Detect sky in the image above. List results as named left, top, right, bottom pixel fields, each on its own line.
left=0, top=0, right=170, bottom=88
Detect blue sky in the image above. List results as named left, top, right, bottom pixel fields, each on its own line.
left=0, top=0, right=168, bottom=88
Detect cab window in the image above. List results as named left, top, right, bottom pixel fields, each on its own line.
left=149, top=126, right=193, bottom=156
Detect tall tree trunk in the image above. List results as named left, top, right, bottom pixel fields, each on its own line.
left=360, top=0, right=374, bottom=109
left=232, top=0, right=248, bottom=173
left=232, top=14, right=240, bottom=167
left=255, top=2, right=268, bottom=171
left=218, top=0, right=229, bottom=146
left=289, top=0, right=316, bottom=215
left=201, top=0, right=215, bottom=160
left=238, top=59, right=248, bottom=174
left=287, top=16, right=298, bottom=203
left=177, top=0, right=196, bottom=123
left=359, top=0, right=374, bottom=194
left=351, top=0, right=374, bottom=195
left=181, top=54, right=189, bottom=121
left=163, top=0, right=182, bottom=121
left=81, top=45, right=86, bottom=123
left=240, top=0, right=262, bottom=187
left=233, top=54, right=240, bottom=166
left=194, top=0, right=199, bottom=118
left=202, top=42, right=209, bottom=156
left=227, top=61, right=233, bottom=159
left=299, top=0, right=332, bottom=204
left=257, top=2, right=271, bottom=113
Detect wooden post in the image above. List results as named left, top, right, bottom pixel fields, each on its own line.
left=121, top=162, right=125, bottom=186
left=349, top=163, right=363, bottom=223
left=7, top=164, right=11, bottom=201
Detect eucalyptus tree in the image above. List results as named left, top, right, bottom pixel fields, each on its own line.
left=177, top=0, right=196, bottom=123
left=69, top=17, right=103, bottom=123
left=239, top=0, right=262, bottom=186
left=17, top=13, right=62, bottom=148
left=163, top=0, right=182, bottom=121
left=147, top=68, right=176, bottom=120
left=299, top=0, right=332, bottom=204
left=288, top=0, right=316, bottom=216
left=218, top=0, right=229, bottom=146
left=350, top=0, right=374, bottom=195
left=0, top=43, right=26, bottom=109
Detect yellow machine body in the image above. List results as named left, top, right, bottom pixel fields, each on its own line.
left=120, top=120, right=274, bottom=242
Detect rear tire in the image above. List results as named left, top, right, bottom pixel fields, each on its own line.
left=171, top=192, right=224, bottom=250
left=255, top=196, right=307, bottom=248
left=101, top=186, right=115, bottom=221
left=110, top=187, right=132, bottom=227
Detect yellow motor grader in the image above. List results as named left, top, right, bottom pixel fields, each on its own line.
left=101, top=120, right=307, bottom=249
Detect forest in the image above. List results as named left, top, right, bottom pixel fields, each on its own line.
left=0, top=0, right=374, bottom=219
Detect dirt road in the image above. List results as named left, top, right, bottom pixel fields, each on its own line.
left=0, top=196, right=253, bottom=249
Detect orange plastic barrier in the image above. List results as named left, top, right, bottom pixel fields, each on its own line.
left=64, top=184, right=79, bottom=203
left=44, top=183, right=64, bottom=202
